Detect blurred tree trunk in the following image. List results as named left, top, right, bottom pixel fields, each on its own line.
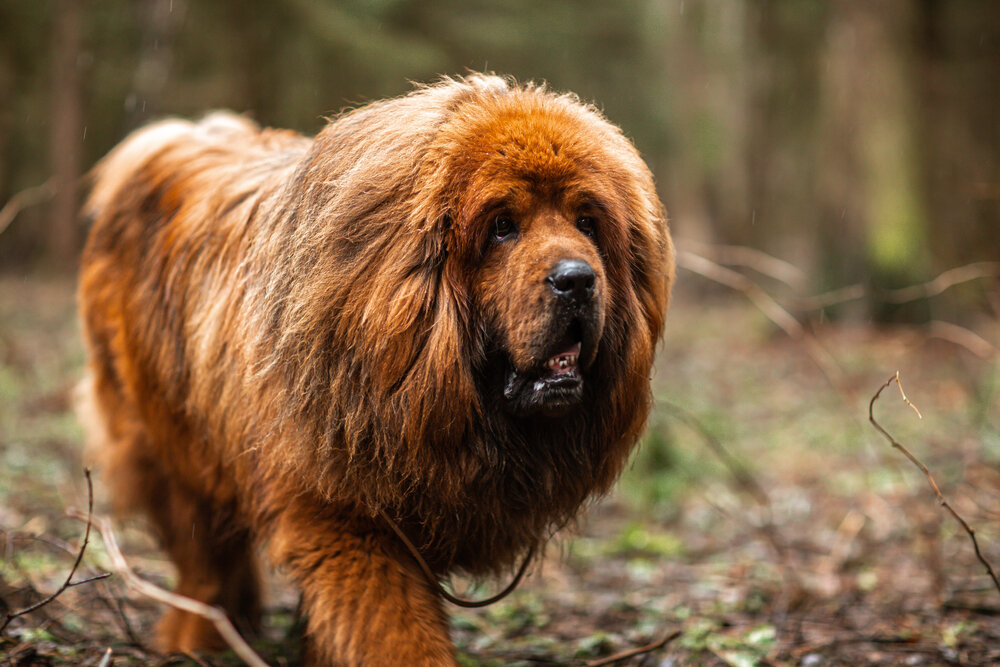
left=859, top=1, right=930, bottom=303
left=49, top=0, right=83, bottom=267
left=744, top=2, right=825, bottom=268
left=648, top=2, right=752, bottom=249
left=918, top=1, right=1000, bottom=272
left=0, top=59, right=10, bottom=202
left=126, top=0, right=185, bottom=130
left=818, top=0, right=930, bottom=321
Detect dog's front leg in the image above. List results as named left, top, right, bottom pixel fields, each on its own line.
left=269, top=502, right=457, bottom=667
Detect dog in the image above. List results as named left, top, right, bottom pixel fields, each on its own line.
left=77, top=74, right=673, bottom=665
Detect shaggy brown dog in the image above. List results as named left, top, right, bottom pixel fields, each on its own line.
left=78, top=75, right=673, bottom=665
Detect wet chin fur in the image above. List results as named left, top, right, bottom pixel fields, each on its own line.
left=503, top=364, right=585, bottom=417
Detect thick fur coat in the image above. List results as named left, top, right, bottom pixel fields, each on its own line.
left=78, top=75, right=673, bottom=665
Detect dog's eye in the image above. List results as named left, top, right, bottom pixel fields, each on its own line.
left=576, top=216, right=596, bottom=237
left=494, top=215, right=517, bottom=241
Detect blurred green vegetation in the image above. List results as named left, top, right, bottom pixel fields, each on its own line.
left=1, top=0, right=999, bottom=320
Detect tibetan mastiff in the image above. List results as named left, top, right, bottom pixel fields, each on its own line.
left=78, top=74, right=673, bottom=665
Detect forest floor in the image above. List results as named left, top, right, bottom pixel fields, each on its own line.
left=1, top=274, right=999, bottom=666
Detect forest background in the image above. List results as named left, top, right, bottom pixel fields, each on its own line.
left=2, top=0, right=999, bottom=315
left=1, top=2, right=999, bottom=665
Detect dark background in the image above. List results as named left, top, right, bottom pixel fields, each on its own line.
left=2, top=0, right=999, bottom=322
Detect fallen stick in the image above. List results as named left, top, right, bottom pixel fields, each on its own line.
left=67, top=510, right=270, bottom=667
left=584, top=629, right=681, bottom=667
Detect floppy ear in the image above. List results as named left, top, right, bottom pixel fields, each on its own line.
left=343, top=205, right=478, bottom=463
left=629, top=189, right=673, bottom=344
left=240, top=192, right=478, bottom=515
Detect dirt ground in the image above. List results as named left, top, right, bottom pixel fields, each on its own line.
left=1, top=275, right=998, bottom=666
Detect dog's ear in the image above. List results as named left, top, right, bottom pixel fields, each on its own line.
left=246, top=196, right=477, bottom=509
left=357, top=211, right=476, bottom=447
left=331, top=204, right=478, bottom=508
left=626, top=182, right=673, bottom=346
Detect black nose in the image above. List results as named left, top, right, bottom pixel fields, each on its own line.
left=547, top=259, right=595, bottom=301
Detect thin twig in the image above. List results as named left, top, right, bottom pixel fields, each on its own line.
left=682, top=241, right=807, bottom=289
left=659, top=400, right=770, bottom=507
left=0, top=179, right=55, bottom=236
left=677, top=250, right=846, bottom=391
left=9, top=518, right=146, bottom=644
left=583, top=629, right=681, bottom=666
left=658, top=399, right=796, bottom=583
left=926, top=321, right=1000, bottom=360
left=868, top=372, right=1000, bottom=597
left=68, top=510, right=271, bottom=667
left=799, top=261, right=1000, bottom=311
left=0, top=468, right=110, bottom=634
left=891, top=370, right=922, bottom=420
left=67, top=573, right=115, bottom=588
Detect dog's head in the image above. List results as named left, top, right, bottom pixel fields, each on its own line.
left=417, top=79, right=671, bottom=419
left=455, top=124, right=608, bottom=417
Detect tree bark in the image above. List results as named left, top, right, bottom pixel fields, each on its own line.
left=49, top=0, right=84, bottom=267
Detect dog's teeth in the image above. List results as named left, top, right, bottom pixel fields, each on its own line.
left=547, top=352, right=580, bottom=374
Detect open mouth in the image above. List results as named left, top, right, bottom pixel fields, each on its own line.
left=504, top=339, right=586, bottom=417
left=545, top=341, right=580, bottom=376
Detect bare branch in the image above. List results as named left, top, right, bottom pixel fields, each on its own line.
left=883, top=262, right=1000, bottom=304
left=0, top=468, right=109, bottom=634
left=68, top=511, right=271, bottom=667
left=796, top=284, right=867, bottom=311
left=583, top=629, right=681, bottom=667
left=0, top=180, right=55, bottom=236
left=868, top=372, right=1000, bottom=598
left=799, top=262, right=1000, bottom=311
left=926, top=321, right=1000, bottom=360
left=682, top=241, right=808, bottom=289
left=677, top=250, right=845, bottom=390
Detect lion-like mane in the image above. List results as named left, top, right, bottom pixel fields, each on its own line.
left=82, top=74, right=672, bottom=577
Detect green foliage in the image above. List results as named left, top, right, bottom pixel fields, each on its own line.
left=679, top=620, right=776, bottom=666
left=942, top=620, right=979, bottom=648
left=610, top=522, right=685, bottom=558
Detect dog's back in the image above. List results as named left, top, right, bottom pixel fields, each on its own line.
left=77, top=113, right=311, bottom=651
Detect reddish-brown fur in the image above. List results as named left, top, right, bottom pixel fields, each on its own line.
left=77, top=75, right=673, bottom=665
